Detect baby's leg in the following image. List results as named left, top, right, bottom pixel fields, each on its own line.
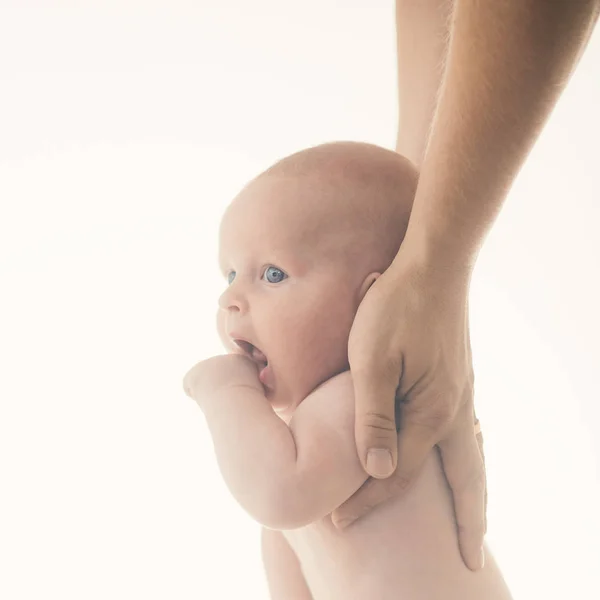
left=262, top=527, right=313, bottom=599
left=395, top=0, right=453, bottom=166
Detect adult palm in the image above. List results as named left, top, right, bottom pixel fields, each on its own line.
left=332, top=254, right=487, bottom=572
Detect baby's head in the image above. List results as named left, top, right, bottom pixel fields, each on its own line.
left=217, top=141, right=417, bottom=418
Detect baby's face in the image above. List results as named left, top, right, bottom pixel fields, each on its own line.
left=217, top=175, right=367, bottom=418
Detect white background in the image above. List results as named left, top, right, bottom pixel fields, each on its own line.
left=1, top=1, right=599, bottom=598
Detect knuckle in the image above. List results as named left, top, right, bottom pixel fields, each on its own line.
left=390, top=472, right=414, bottom=495
left=357, top=502, right=377, bottom=516
left=361, top=411, right=397, bottom=434
left=414, top=401, right=454, bottom=433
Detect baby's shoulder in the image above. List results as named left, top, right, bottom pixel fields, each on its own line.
left=310, top=369, right=354, bottom=397
left=293, top=369, right=356, bottom=424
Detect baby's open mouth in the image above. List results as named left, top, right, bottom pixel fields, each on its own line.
left=234, top=340, right=268, bottom=367
left=234, top=339, right=272, bottom=387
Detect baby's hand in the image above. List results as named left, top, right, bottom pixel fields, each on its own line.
left=182, top=354, right=261, bottom=403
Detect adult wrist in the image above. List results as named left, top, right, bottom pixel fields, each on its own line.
left=393, top=222, right=476, bottom=288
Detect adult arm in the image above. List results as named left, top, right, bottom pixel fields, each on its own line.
left=394, top=0, right=453, bottom=168
left=343, top=0, right=600, bottom=572
left=404, top=0, right=599, bottom=272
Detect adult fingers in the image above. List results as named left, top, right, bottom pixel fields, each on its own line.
left=331, top=477, right=395, bottom=529
left=437, top=409, right=486, bottom=571
left=391, top=409, right=442, bottom=499
left=474, top=419, right=488, bottom=535
left=338, top=399, right=445, bottom=529
left=352, top=363, right=401, bottom=479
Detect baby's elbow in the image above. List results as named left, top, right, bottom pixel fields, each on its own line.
left=260, top=502, right=311, bottom=531
left=251, top=482, right=316, bottom=531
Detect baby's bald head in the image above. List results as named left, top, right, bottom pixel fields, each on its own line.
left=224, top=141, right=418, bottom=279
left=217, top=142, right=418, bottom=413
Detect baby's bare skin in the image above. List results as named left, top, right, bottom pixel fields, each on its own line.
left=256, top=369, right=511, bottom=600
left=186, top=141, right=513, bottom=599
left=283, top=445, right=510, bottom=600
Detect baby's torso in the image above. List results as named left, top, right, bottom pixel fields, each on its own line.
left=283, top=451, right=458, bottom=600
left=284, top=499, right=411, bottom=599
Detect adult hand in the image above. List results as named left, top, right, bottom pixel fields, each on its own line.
left=333, top=252, right=487, bottom=571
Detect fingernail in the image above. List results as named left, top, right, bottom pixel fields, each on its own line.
left=366, top=448, right=394, bottom=478
left=478, top=547, right=485, bottom=569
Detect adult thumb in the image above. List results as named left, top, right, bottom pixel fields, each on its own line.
left=352, top=365, right=400, bottom=479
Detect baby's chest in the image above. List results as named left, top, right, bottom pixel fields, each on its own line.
left=284, top=513, right=374, bottom=570
left=285, top=516, right=343, bottom=562
left=285, top=521, right=352, bottom=589
left=284, top=517, right=396, bottom=599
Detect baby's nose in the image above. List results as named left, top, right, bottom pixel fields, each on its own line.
left=218, top=284, right=246, bottom=313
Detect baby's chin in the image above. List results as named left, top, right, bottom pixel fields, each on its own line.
left=265, top=375, right=325, bottom=421
left=262, top=355, right=350, bottom=417
left=267, top=387, right=296, bottom=417
left=263, top=377, right=305, bottom=420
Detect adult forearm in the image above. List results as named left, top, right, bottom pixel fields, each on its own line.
left=401, top=0, right=599, bottom=274
left=395, top=0, right=453, bottom=167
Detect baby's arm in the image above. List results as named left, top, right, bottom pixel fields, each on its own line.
left=261, top=528, right=313, bottom=599
left=189, top=354, right=367, bottom=529
left=190, top=355, right=513, bottom=599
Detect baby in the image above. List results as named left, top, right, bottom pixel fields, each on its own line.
left=184, top=140, right=513, bottom=599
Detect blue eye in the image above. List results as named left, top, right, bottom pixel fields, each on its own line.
left=264, top=266, right=287, bottom=284
left=226, top=267, right=286, bottom=285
